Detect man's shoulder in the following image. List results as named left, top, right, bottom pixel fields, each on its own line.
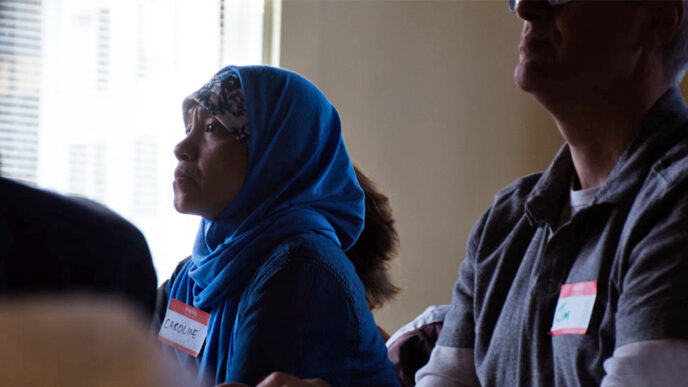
left=481, top=172, right=543, bottom=224
left=650, top=133, right=688, bottom=187
left=464, top=172, right=543, bottom=255
left=493, top=172, right=543, bottom=204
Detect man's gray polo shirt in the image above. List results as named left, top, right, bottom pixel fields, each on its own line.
left=438, top=88, right=688, bottom=386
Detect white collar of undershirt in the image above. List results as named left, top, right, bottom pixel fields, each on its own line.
left=556, top=176, right=601, bottom=230
left=569, top=184, right=600, bottom=217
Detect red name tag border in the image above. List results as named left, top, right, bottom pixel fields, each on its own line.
left=169, top=298, right=210, bottom=325
left=158, top=298, right=210, bottom=357
left=549, top=280, right=597, bottom=336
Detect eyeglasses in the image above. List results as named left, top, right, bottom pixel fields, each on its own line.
left=509, top=0, right=574, bottom=13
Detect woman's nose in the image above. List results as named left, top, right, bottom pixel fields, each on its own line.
left=173, top=134, right=197, bottom=161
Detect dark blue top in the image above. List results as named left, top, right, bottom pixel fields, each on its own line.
left=163, top=232, right=398, bottom=386
left=438, top=87, right=688, bottom=386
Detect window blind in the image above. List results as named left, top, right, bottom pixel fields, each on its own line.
left=0, top=0, right=41, bottom=185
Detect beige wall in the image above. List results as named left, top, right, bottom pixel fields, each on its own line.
left=280, top=0, right=563, bottom=332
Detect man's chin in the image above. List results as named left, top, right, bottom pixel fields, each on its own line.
left=514, top=57, right=563, bottom=90
left=514, top=63, right=544, bottom=93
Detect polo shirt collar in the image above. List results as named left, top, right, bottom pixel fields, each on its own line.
left=526, top=87, right=688, bottom=228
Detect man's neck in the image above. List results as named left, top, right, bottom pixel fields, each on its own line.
left=538, top=80, right=671, bottom=190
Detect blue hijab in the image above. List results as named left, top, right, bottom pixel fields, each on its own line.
left=168, top=65, right=365, bottom=381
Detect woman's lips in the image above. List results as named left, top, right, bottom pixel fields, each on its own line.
left=174, top=167, right=194, bottom=184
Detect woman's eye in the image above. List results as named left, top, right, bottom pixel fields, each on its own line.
left=206, top=123, right=216, bottom=132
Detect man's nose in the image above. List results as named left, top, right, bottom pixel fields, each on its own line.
left=515, top=0, right=551, bottom=22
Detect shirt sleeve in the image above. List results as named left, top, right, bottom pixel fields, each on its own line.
left=435, top=208, right=490, bottom=349
left=615, top=181, right=688, bottom=346
left=415, top=210, right=490, bottom=385
left=600, top=339, right=688, bottom=387
left=226, top=256, right=394, bottom=386
left=415, top=346, right=479, bottom=387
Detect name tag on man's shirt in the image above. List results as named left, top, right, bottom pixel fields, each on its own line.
left=549, top=281, right=597, bottom=336
left=158, top=298, right=210, bottom=357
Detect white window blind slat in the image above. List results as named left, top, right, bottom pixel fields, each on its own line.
left=0, top=0, right=41, bottom=185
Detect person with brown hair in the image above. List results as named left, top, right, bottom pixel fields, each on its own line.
left=348, top=165, right=400, bottom=317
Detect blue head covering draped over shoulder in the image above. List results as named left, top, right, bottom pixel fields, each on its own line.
left=186, top=65, right=364, bottom=308
left=167, top=65, right=365, bottom=382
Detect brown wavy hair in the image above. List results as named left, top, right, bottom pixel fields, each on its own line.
left=347, top=165, right=401, bottom=311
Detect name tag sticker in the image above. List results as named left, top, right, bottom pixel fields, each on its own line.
left=158, top=298, right=210, bottom=357
left=549, top=281, right=597, bottom=336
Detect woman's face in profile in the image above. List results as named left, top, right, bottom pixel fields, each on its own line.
left=173, top=104, right=248, bottom=219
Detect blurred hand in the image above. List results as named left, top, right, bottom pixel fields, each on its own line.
left=215, top=372, right=330, bottom=387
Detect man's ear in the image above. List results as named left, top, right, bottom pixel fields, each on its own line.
left=646, top=0, right=684, bottom=47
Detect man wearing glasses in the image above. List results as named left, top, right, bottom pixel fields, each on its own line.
left=417, top=1, right=688, bottom=386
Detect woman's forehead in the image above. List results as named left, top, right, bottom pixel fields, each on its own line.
left=188, top=103, right=209, bottom=116
left=184, top=102, right=211, bottom=123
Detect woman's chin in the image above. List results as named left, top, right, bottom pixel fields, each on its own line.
left=173, top=197, right=193, bottom=215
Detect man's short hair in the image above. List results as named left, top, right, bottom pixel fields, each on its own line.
left=665, top=0, right=688, bottom=84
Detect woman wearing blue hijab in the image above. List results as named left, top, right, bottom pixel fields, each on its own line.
left=159, top=65, right=397, bottom=386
